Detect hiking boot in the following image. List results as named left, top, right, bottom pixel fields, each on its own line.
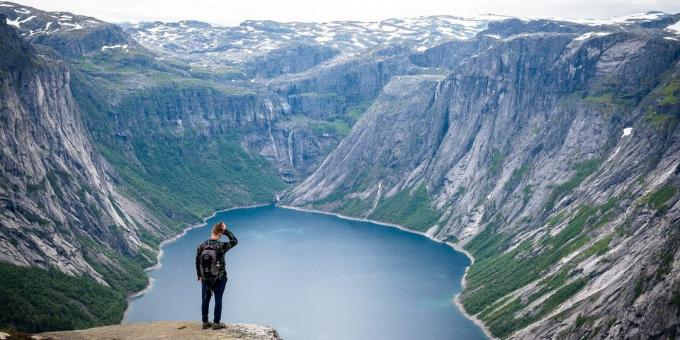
left=212, top=322, right=226, bottom=330
left=202, top=322, right=212, bottom=329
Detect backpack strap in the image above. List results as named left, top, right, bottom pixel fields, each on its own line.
left=203, top=271, right=224, bottom=295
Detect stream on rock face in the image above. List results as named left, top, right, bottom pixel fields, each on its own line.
left=125, top=205, right=487, bottom=340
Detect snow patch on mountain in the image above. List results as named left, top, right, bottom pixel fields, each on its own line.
left=101, top=44, right=129, bottom=51
left=565, top=11, right=672, bottom=26
left=622, top=127, right=633, bottom=138
left=0, top=1, right=107, bottom=36
left=125, top=15, right=495, bottom=68
left=574, top=31, right=612, bottom=41
left=666, top=20, right=680, bottom=34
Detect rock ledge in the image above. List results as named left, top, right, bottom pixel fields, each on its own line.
left=34, top=321, right=281, bottom=340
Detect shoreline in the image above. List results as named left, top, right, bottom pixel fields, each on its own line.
left=122, top=203, right=271, bottom=322
left=277, top=204, right=496, bottom=339
left=449, top=243, right=496, bottom=340
left=122, top=202, right=495, bottom=338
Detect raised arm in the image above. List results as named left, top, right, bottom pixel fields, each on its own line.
left=221, top=228, right=238, bottom=252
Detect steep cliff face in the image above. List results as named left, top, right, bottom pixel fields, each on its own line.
left=244, top=43, right=340, bottom=78
left=286, top=18, right=680, bottom=339
left=0, top=15, right=165, bottom=277
left=271, top=45, right=417, bottom=118
left=0, top=16, right=169, bottom=331
left=119, top=15, right=502, bottom=180
left=71, top=71, right=289, bottom=222
left=69, top=52, right=338, bottom=192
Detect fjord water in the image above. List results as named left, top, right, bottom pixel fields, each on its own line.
left=125, top=205, right=486, bottom=339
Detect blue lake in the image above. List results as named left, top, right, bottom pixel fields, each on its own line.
left=125, top=205, right=486, bottom=340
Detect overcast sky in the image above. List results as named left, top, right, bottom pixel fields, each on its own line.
left=12, top=0, right=680, bottom=25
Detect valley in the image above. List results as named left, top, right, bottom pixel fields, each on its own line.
left=0, top=1, right=679, bottom=338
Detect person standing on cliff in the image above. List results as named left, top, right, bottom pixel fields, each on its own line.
left=196, top=221, right=238, bottom=330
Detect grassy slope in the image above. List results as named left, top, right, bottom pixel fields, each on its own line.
left=369, top=184, right=441, bottom=232
left=95, top=136, right=286, bottom=228
left=321, top=182, right=441, bottom=232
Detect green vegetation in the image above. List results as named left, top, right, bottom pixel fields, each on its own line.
left=582, top=91, right=633, bottom=115
left=584, top=93, right=615, bottom=106
left=286, top=114, right=352, bottom=136
left=670, top=290, right=680, bottom=308
left=96, top=136, right=285, bottom=228
left=659, top=81, right=680, bottom=106
left=465, top=217, right=511, bottom=260
left=4, top=48, right=291, bottom=334
left=71, top=55, right=287, bottom=229
left=489, top=148, right=504, bottom=175
left=345, top=100, right=374, bottom=122
left=541, top=278, right=586, bottom=315
left=312, top=190, right=350, bottom=208
left=337, top=197, right=373, bottom=216
left=643, top=80, right=680, bottom=129
left=641, top=185, right=676, bottom=212
left=544, top=159, right=602, bottom=211
left=655, top=247, right=675, bottom=280
left=634, top=276, right=646, bottom=300
left=188, top=65, right=246, bottom=81
left=482, top=278, right=587, bottom=338
left=463, top=198, right=618, bottom=338
left=369, top=184, right=441, bottom=231
left=504, top=164, right=530, bottom=193
left=0, top=262, right=127, bottom=333
left=310, top=118, right=351, bottom=136
left=71, top=49, right=248, bottom=91
left=547, top=211, right=567, bottom=228
left=645, top=111, right=679, bottom=129
left=83, top=249, right=149, bottom=293
left=465, top=237, right=551, bottom=313
left=580, top=236, right=611, bottom=258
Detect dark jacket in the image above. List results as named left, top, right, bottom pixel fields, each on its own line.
left=195, top=229, right=238, bottom=279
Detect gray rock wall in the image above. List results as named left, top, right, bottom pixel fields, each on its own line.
left=0, top=20, right=165, bottom=283
left=286, top=25, right=680, bottom=339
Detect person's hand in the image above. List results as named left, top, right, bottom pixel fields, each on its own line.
left=197, top=277, right=202, bottom=283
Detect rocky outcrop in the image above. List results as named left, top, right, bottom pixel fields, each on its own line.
left=272, top=45, right=416, bottom=117
left=34, top=321, right=281, bottom=340
left=0, top=2, right=137, bottom=58
left=244, top=43, right=339, bottom=78
left=31, top=23, right=133, bottom=58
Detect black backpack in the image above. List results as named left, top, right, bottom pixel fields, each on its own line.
left=199, top=244, right=221, bottom=278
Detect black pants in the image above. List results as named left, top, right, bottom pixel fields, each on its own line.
left=201, top=275, right=227, bottom=323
